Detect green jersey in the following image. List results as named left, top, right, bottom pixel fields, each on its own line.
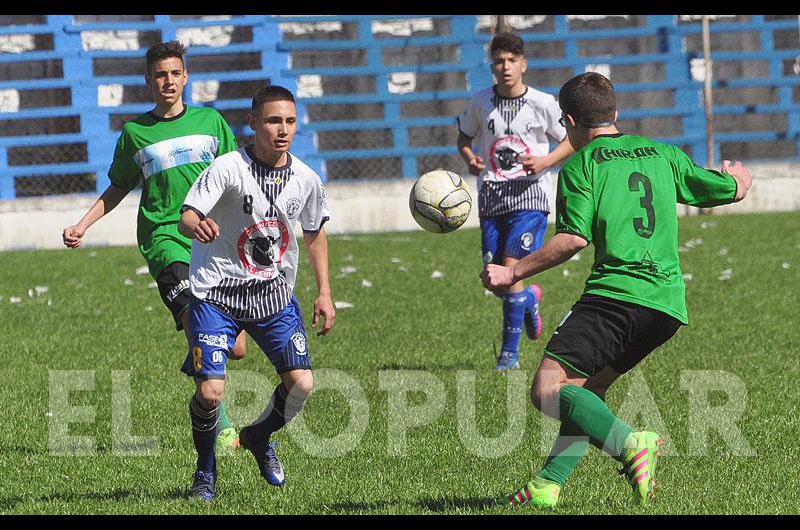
left=108, top=105, right=237, bottom=278
left=556, top=134, right=738, bottom=324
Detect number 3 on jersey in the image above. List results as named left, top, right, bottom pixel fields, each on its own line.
left=628, top=172, right=655, bottom=239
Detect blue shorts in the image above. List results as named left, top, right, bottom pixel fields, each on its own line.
left=181, top=295, right=311, bottom=380
left=481, top=210, right=548, bottom=265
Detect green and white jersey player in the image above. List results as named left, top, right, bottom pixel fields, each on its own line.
left=62, top=41, right=246, bottom=451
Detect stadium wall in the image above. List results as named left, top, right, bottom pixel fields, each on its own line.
left=1, top=161, right=797, bottom=251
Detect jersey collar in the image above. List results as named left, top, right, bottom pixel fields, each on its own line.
left=148, top=104, right=188, bottom=122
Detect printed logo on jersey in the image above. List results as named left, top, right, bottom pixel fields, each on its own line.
left=489, top=135, right=530, bottom=179
left=291, top=331, right=307, bottom=355
left=237, top=220, right=290, bottom=280
left=520, top=232, right=533, bottom=251
left=591, top=146, right=660, bottom=165
left=198, top=333, right=227, bottom=348
left=285, top=197, right=302, bottom=218
left=134, top=134, right=220, bottom=179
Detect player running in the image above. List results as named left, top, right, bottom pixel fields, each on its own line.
left=457, top=32, right=574, bottom=371
left=482, top=72, right=752, bottom=508
left=62, top=41, right=246, bottom=452
left=178, top=85, right=335, bottom=501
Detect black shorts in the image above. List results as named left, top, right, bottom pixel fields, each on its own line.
left=544, top=294, right=682, bottom=378
left=156, top=262, right=191, bottom=331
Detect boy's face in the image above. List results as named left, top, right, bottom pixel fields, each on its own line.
left=248, top=99, right=298, bottom=158
left=146, top=57, right=187, bottom=109
left=491, top=50, right=527, bottom=90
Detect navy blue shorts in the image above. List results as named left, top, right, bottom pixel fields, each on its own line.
left=181, top=295, right=311, bottom=380
left=480, top=209, right=548, bottom=265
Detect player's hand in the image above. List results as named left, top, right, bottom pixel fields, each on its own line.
left=521, top=155, right=549, bottom=176
left=193, top=217, right=220, bottom=243
left=468, top=155, right=486, bottom=176
left=62, top=224, right=86, bottom=249
left=312, top=293, right=336, bottom=336
left=721, top=159, right=753, bottom=202
left=480, top=264, right=516, bottom=291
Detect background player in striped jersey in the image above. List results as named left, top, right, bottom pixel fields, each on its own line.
left=61, top=41, right=246, bottom=451
left=483, top=72, right=752, bottom=508
left=457, top=32, right=575, bottom=371
left=178, top=85, right=334, bottom=501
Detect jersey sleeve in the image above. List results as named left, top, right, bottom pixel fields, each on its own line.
left=544, top=95, right=567, bottom=142
left=107, top=129, right=142, bottom=191
left=670, top=146, right=737, bottom=207
left=215, top=112, right=238, bottom=156
left=299, top=173, right=331, bottom=232
left=181, top=162, right=230, bottom=218
left=457, top=96, right=480, bottom=139
left=555, top=162, right=595, bottom=243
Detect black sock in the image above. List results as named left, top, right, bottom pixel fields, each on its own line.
left=189, top=395, right=219, bottom=475
left=249, top=383, right=307, bottom=440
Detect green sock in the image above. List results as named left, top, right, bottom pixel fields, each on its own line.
left=558, top=384, right=633, bottom=460
left=217, top=401, right=233, bottom=432
left=538, top=420, right=590, bottom=487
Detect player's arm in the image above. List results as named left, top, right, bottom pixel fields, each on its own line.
left=178, top=207, right=219, bottom=243
left=722, top=160, right=752, bottom=202
left=62, top=184, right=129, bottom=248
left=481, top=232, right=588, bottom=291
left=674, top=147, right=752, bottom=207
left=303, top=228, right=335, bottom=336
left=521, top=137, right=575, bottom=176
left=457, top=131, right=485, bottom=177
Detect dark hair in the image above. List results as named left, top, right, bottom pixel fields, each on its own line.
left=251, top=84, right=295, bottom=113
left=558, top=72, right=616, bottom=127
left=490, top=32, right=525, bottom=56
left=145, top=41, right=186, bottom=75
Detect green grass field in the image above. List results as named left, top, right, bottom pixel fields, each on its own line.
left=2, top=210, right=799, bottom=514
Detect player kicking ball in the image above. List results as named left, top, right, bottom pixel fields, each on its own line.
left=482, top=72, right=752, bottom=508
left=178, top=85, right=335, bottom=501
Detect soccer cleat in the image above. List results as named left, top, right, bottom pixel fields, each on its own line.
left=619, top=431, right=664, bottom=507
left=508, top=477, right=561, bottom=509
left=190, top=470, right=216, bottom=502
left=523, top=284, right=543, bottom=340
left=239, top=426, right=286, bottom=487
left=495, top=351, right=519, bottom=371
left=215, top=426, right=240, bottom=453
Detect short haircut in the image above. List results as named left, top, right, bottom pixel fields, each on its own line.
left=145, top=41, right=186, bottom=75
left=251, top=84, right=295, bottom=113
left=558, top=72, right=617, bottom=127
left=490, top=32, right=525, bottom=56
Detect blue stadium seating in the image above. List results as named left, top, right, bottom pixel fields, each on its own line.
left=1, top=15, right=799, bottom=199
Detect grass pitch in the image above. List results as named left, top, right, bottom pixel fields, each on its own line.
left=1, top=211, right=799, bottom=514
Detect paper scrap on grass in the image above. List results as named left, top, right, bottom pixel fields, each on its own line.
left=569, top=253, right=581, bottom=261
left=563, top=269, right=571, bottom=277
left=782, top=262, right=791, bottom=270
left=89, top=251, right=97, bottom=258
left=431, top=270, right=444, bottom=279
left=145, top=306, right=153, bottom=311
left=344, top=254, right=353, bottom=262
left=28, top=289, right=34, bottom=298
left=398, top=266, right=408, bottom=273
left=361, top=279, right=373, bottom=288
left=718, top=268, right=733, bottom=281
left=124, top=279, right=135, bottom=286
left=700, top=221, right=718, bottom=229
left=718, top=247, right=729, bottom=256
left=35, top=286, right=49, bottom=296
left=334, top=301, right=354, bottom=309
left=148, top=282, right=158, bottom=289
left=683, top=273, right=694, bottom=282
left=484, top=289, right=494, bottom=296
left=390, top=257, right=402, bottom=264
left=47, top=299, right=52, bottom=306
left=340, top=266, right=357, bottom=275
left=10, top=297, right=21, bottom=304
left=136, top=266, right=149, bottom=275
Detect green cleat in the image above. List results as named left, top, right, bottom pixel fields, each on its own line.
left=619, top=431, right=663, bottom=507
left=215, top=426, right=240, bottom=453
left=508, top=477, right=561, bottom=509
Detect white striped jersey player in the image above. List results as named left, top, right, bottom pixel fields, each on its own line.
left=457, top=85, right=567, bottom=217
left=182, top=147, right=330, bottom=321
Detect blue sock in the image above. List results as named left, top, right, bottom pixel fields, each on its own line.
left=189, top=395, right=218, bottom=475
left=501, top=291, right=527, bottom=357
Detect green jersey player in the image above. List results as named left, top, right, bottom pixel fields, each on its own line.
left=482, top=72, right=752, bottom=508
left=62, top=41, right=246, bottom=451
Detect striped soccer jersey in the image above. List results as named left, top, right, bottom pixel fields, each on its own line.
left=457, top=85, right=567, bottom=217
left=182, top=147, right=330, bottom=320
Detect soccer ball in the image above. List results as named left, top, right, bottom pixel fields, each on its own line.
left=409, top=169, right=472, bottom=234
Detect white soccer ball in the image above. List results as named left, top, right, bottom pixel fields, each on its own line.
left=409, top=169, right=472, bottom=234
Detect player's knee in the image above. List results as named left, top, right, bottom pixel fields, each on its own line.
left=287, top=371, right=314, bottom=400
left=196, top=383, right=224, bottom=409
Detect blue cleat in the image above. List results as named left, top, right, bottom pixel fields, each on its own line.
left=190, top=470, right=216, bottom=502
left=240, top=426, right=286, bottom=487
left=495, top=351, right=519, bottom=371
left=523, top=284, right=543, bottom=340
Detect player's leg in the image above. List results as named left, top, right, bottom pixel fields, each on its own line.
left=239, top=296, right=312, bottom=487
left=504, top=210, right=548, bottom=342
left=180, top=297, right=238, bottom=501
left=482, top=216, right=519, bottom=370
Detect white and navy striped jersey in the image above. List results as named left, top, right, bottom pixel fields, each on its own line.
left=457, top=85, right=567, bottom=217
left=182, top=147, right=330, bottom=321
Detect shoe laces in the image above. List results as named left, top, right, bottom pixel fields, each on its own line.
left=266, top=441, right=281, bottom=471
